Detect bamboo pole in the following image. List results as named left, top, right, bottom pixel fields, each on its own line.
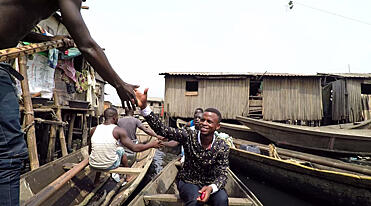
left=19, top=53, right=39, bottom=170
left=0, top=39, right=73, bottom=62
left=53, top=91, right=68, bottom=156
left=24, top=159, right=89, bottom=206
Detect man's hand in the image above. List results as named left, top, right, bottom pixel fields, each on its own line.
left=196, top=186, right=213, bottom=202
left=117, top=83, right=139, bottom=110
left=134, top=88, right=149, bottom=110
left=156, top=135, right=167, bottom=141
left=52, top=35, right=75, bottom=51
left=150, top=139, right=163, bottom=149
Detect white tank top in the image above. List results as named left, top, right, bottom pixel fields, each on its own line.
left=89, top=124, right=119, bottom=169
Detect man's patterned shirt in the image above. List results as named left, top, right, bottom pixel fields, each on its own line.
left=144, top=112, right=230, bottom=190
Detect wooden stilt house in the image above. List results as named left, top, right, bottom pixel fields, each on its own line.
left=160, top=72, right=324, bottom=125
left=319, top=73, right=371, bottom=123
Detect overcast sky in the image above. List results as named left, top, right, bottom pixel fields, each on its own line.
left=81, top=0, right=371, bottom=105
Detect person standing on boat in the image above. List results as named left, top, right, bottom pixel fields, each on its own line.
left=89, top=108, right=163, bottom=184
left=0, top=1, right=138, bottom=204
left=135, top=88, right=230, bottom=206
left=117, top=108, right=162, bottom=165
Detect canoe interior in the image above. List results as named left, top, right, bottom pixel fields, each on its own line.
left=20, top=131, right=155, bottom=206
left=230, top=138, right=371, bottom=206
left=129, top=159, right=262, bottom=206
left=20, top=146, right=92, bottom=206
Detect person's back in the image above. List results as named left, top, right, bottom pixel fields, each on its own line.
left=89, top=124, right=119, bottom=169
left=0, top=0, right=58, bottom=49
left=117, top=116, right=142, bottom=141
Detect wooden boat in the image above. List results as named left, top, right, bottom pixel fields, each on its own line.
left=20, top=131, right=156, bottom=206
left=230, top=138, right=371, bottom=206
left=237, top=116, right=371, bottom=156
left=219, top=122, right=270, bottom=144
left=128, top=159, right=263, bottom=206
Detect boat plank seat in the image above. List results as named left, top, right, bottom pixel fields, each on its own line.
left=143, top=194, right=253, bottom=206
left=63, top=163, right=142, bottom=175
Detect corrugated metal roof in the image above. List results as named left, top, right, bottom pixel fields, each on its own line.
left=159, top=72, right=320, bottom=78
left=318, top=73, right=371, bottom=78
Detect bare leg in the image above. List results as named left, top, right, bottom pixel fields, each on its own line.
left=121, top=154, right=129, bottom=167
left=121, top=154, right=133, bottom=181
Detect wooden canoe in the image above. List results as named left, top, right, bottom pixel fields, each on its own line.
left=236, top=116, right=371, bottom=156
left=20, top=131, right=156, bottom=206
left=128, top=159, right=263, bottom=206
left=219, top=122, right=270, bottom=144
left=230, top=138, right=371, bottom=206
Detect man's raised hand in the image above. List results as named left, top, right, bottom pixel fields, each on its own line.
left=134, top=88, right=149, bottom=110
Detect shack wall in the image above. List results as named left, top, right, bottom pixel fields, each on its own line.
left=164, top=76, right=250, bottom=119
left=263, top=77, right=323, bottom=121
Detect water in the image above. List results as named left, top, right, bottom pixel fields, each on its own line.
left=140, top=150, right=327, bottom=206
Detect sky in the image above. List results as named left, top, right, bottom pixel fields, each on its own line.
left=81, top=0, right=371, bottom=105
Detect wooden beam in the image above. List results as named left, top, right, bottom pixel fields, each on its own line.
left=143, top=194, right=253, bottom=206
left=34, top=118, right=68, bottom=127
left=63, top=164, right=142, bottom=175
left=19, top=53, right=39, bottom=170
left=24, top=159, right=89, bottom=206
left=0, top=39, right=74, bottom=62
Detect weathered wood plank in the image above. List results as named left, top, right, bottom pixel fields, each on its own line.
left=143, top=194, right=253, bottom=206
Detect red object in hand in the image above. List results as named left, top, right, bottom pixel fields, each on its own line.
left=200, top=191, right=206, bottom=200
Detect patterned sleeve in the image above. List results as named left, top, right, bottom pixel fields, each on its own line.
left=213, top=142, right=230, bottom=189
left=144, top=112, right=188, bottom=144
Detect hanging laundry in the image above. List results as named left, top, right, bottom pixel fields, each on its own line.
left=48, top=48, right=59, bottom=69
left=75, top=70, right=89, bottom=93
left=57, top=59, right=77, bottom=82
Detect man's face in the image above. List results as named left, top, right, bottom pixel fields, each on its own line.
left=194, top=112, right=203, bottom=130
left=200, top=112, right=220, bottom=136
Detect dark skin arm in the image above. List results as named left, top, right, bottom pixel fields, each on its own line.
left=113, top=126, right=163, bottom=152
left=138, top=124, right=158, bottom=137
left=57, top=0, right=138, bottom=108
left=88, top=127, right=97, bottom=154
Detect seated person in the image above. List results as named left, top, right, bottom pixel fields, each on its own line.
left=89, top=108, right=163, bottom=184
left=164, top=110, right=204, bottom=163
left=186, top=108, right=203, bottom=127
left=135, top=88, right=229, bottom=206
left=117, top=108, right=163, bottom=165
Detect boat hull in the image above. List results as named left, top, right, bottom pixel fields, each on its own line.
left=230, top=140, right=371, bottom=206
left=128, top=159, right=263, bottom=206
left=237, top=116, right=371, bottom=155
left=20, top=131, right=155, bottom=206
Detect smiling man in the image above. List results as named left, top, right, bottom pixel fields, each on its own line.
left=135, top=88, right=230, bottom=206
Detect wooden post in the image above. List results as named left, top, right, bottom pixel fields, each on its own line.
left=46, top=125, right=57, bottom=162
left=81, top=113, right=88, bottom=147
left=19, top=53, right=40, bottom=170
left=67, top=113, right=76, bottom=150
left=53, top=91, right=68, bottom=156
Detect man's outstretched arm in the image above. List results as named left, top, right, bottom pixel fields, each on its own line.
left=58, top=0, right=137, bottom=107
